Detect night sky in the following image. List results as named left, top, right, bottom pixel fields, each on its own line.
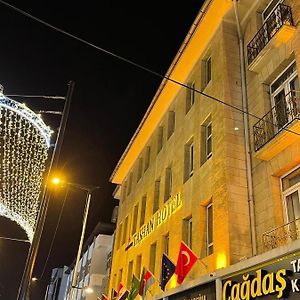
left=0, top=1, right=203, bottom=299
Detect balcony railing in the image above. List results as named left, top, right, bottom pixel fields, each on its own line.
left=262, top=218, right=300, bottom=250
left=253, top=90, right=300, bottom=151
left=247, top=4, right=294, bottom=65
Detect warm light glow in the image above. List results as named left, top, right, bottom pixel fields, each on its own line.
left=32, top=277, right=38, bottom=282
left=52, top=177, right=61, bottom=185
left=216, top=252, right=227, bottom=269
left=0, top=95, right=50, bottom=242
left=84, top=287, right=94, bottom=294
left=169, top=274, right=177, bottom=289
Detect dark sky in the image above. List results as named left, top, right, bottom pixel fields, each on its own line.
left=0, top=1, right=203, bottom=299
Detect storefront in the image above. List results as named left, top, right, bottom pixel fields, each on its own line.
left=166, top=281, right=216, bottom=300
left=222, top=252, right=300, bottom=299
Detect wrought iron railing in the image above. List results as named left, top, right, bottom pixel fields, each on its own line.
left=253, top=90, right=300, bottom=151
left=247, top=4, right=294, bottom=65
left=262, top=218, right=300, bottom=250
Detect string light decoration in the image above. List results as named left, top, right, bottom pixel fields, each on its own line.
left=0, top=91, right=51, bottom=242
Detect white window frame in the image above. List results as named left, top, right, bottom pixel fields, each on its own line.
left=188, top=142, right=194, bottom=178
left=157, top=126, right=164, bottom=154
left=186, top=81, right=195, bottom=113
left=205, top=57, right=212, bottom=86
left=167, top=111, right=176, bottom=138
left=144, top=146, right=151, bottom=172
left=270, top=60, right=298, bottom=131
left=206, top=203, right=213, bottom=255
left=280, top=165, right=300, bottom=224
left=153, top=179, right=160, bottom=213
left=164, top=167, right=172, bottom=201
left=164, top=233, right=170, bottom=255
left=206, top=122, right=212, bottom=160
left=187, top=218, right=192, bottom=249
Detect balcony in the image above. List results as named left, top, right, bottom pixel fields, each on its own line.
left=253, top=91, right=300, bottom=160
left=247, top=4, right=294, bottom=68
left=262, top=218, right=300, bottom=250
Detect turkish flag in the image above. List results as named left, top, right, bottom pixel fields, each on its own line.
left=175, top=241, right=198, bottom=284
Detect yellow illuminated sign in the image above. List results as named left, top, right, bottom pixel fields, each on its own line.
left=132, top=193, right=182, bottom=246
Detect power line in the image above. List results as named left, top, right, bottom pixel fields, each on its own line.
left=0, top=0, right=299, bottom=139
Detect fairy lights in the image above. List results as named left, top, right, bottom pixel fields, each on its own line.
left=0, top=94, right=51, bottom=242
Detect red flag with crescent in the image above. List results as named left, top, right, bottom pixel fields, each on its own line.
left=175, top=241, right=198, bottom=284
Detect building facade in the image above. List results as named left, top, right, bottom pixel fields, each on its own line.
left=109, top=0, right=300, bottom=299
left=48, top=222, right=115, bottom=300
left=45, top=266, right=69, bottom=300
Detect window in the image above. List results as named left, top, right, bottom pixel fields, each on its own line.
left=127, top=173, right=133, bottom=196
left=122, top=182, right=127, bottom=202
left=137, top=157, right=143, bottom=182
left=201, top=119, right=212, bottom=165
left=117, top=223, right=123, bottom=249
left=202, top=57, right=212, bottom=89
left=262, top=0, right=283, bottom=21
left=167, top=111, right=175, bottom=139
left=164, top=167, right=172, bottom=202
left=144, top=146, right=151, bottom=172
left=140, top=196, right=147, bottom=227
left=118, top=269, right=123, bottom=287
left=132, top=204, right=139, bottom=235
left=207, top=203, right=213, bottom=255
left=122, top=216, right=128, bottom=245
left=135, top=255, right=142, bottom=278
left=163, top=233, right=170, bottom=255
left=270, top=61, right=299, bottom=131
left=127, top=261, right=133, bottom=288
left=149, top=242, right=157, bottom=275
left=184, top=140, right=194, bottom=181
left=183, top=217, right=193, bottom=249
left=186, top=81, right=195, bottom=113
left=157, top=126, right=164, bottom=154
left=153, top=180, right=160, bottom=213
left=282, top=167, right=300, bottom=225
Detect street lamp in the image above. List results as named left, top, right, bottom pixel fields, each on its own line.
left=52, top=178, right=100, bottom=300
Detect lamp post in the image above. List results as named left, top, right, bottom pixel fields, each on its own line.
left=62, top=182, right=100, bottom=300
left=16, top=80, right=75, bottom=300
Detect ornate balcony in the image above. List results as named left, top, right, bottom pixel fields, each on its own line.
left=253, top=91, right=300, bottom=159
left=247, top=4, right=294, bottom=66
left=262, top=218, right=300, bottom=250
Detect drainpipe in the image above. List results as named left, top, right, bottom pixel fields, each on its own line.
left=233, top=0, right=257, bottom=256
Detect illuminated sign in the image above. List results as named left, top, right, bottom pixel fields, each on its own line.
left=132, top=193, right=182, bottom=246
left=222, top=254, right=300, bottom=299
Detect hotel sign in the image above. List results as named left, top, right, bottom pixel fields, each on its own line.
left=132, top=193, right=182, bottom=246
left=222, top=253, right=300, bottom=299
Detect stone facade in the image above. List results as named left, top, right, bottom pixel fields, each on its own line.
left=109, top=0, right=300, bottom=299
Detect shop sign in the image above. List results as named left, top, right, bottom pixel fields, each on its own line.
left=132, top=193, right=182, bottom=246
left=222, top=253, right=300, bottom=299
left=168, top=281, right=216, bottom=300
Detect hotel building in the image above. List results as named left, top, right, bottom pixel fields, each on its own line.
left=109, top=0, right=300, bottom=299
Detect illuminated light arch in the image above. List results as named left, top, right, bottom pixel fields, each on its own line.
left=0, top=94, right=51, bottom=242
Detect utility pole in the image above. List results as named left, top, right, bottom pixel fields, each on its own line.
left=17, top=81, right=75, bottom=300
